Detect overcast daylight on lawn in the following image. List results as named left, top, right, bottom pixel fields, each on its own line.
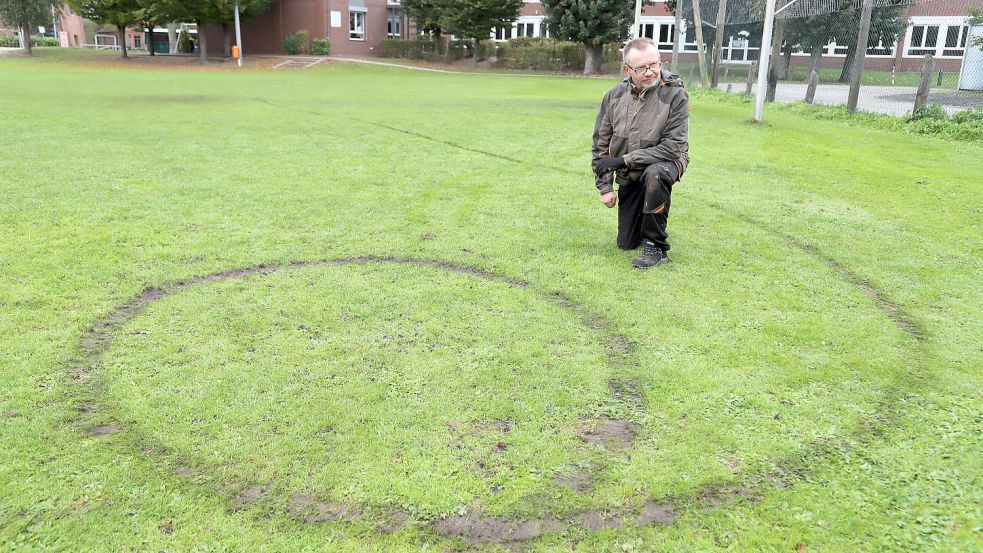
left=1, top=0, right=982, bottom=551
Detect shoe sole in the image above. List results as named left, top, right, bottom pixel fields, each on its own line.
left=631, top=258, right=669, bottom=269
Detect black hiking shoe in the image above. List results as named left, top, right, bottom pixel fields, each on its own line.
left=631, top=241, right=669, bottom=269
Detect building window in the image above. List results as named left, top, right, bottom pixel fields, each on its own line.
left=493, top=26, right=513, bottom=41
left=350, top=10, right=366, bottom=41
left=639, top=22, right=675, bottom=50
left=658, top=23, right=674, bottom=45
left=908, top=25, right=939, bottom=56
left=387, top=8, right=401, bottom=38
left=516, top=23, right=535, bottom=37
left=134, top=35, right=141, bottom=48
left=943, top=25, right=968, bottom=57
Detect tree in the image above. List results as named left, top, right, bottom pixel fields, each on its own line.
left=402, top=0, right=445, bottom=38
left=438, top=0, right=522, bottom=66
left=67, top=0, right=140, bottom=58
left=217, top=0, right=275, bottom=57
left=969, top=8, right=983, bottom=50
left=0, top=0, right=54, bottom=55
left=784, top=14, right=835, bottom=78
left=832, top=5, right=906, bottom=83
left=543, top=0, right=640, bottom=75
left=135, top=0, right=168, bottom=55
left=667, top=0, right=765, bottom=77
left=152, top=0, right=273, bottom=61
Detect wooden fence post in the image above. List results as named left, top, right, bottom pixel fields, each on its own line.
left=805, top=68, right=819, bottom=103
left=692, top=0, right=710, bottom=88
left=913, top=54, right=935, bottom=118
left=746, top=60, right=757, bottom=95
left=766, top=17, right=784, bottom=102
left=711, top=0, right=729, bottom=88
left=847, top=0, right=873, bottom=112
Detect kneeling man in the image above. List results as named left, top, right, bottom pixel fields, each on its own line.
left=592, top=37, right=690, bottom=269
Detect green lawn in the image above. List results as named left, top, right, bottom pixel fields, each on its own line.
left=1, top=49, right=980, bottom=552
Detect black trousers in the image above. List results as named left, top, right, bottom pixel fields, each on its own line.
left=616, top=161, right=679, bottom=251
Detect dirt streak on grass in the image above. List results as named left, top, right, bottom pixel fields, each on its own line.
left=65, top=252, right=932, bottom=545
left=67, top=256, right=651, bottom=543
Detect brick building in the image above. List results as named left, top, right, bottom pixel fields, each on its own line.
left=235, top=0, right=977, bottom=77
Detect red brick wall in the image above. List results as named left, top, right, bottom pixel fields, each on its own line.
left=55, top=7, right=86, bottom=47
left=240, top=0, right=397, bottom=56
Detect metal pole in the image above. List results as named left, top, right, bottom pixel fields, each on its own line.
left=754, top=0, right=778, bottom=121
left=51, top=5, right=60, bottom=41
left=234, top=1, right=243, bottom=67
left=632, top=0, right=643, bottom=40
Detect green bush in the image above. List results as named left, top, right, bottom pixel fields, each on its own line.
left=0, top=34, right=60, bottom=47
left=491, top=39, right=625, bottom=71
left=312, top=38, right=330, bottom=56
left=784, top=101, right=983, bottom=143
left=912, top=102, right=948, bottom=121
left=283, top=29, right=310, bottom=55
left=602, top=42, right=624, bottom=65
left=382, top=38, right=464, bottom=61
left=494, top=38, right=584, bottom=70
left=948, top=106, right=983, bottom=125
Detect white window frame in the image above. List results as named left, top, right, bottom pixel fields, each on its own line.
left=942, top=24, right=969, bottom=58
left=638, top=17, right=675, bottom=52
left=492, top=16, right=545, bottom=41
left=724, top=31, right=757, bottom=63
left=903, top=16, right=970, bottom=59
left=491, top=25, right=513, bottom=41
left=349, top=9, right=366, bottom=41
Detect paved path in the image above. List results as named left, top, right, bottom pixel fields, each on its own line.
left=720, top=81, right=983, bottom=117
left=326, top=56, right=458, bottom=74
left=273, top=56, right=328, bottom=70
left=326, top=56, right=591, bottom=79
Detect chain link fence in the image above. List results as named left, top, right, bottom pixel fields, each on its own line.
left=663, top=0, right=983, bottom=118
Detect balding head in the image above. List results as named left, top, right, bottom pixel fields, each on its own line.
left=622, top=38, right=662, bottom=89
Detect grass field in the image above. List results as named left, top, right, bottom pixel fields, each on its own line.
left=1, top=49, right=981, bottom=552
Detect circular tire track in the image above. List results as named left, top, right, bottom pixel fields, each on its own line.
left=68, top=256, right=659, bottom=545
left=67, top=250, right=927, bottom=546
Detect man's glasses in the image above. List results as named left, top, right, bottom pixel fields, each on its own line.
left=624, top=61, right=662, bottom=75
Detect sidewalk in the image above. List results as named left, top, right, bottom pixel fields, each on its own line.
left=720, top=81, right=982, bottom=117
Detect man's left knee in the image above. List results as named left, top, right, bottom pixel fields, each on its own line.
left=642, top=162, right=679, bottom=187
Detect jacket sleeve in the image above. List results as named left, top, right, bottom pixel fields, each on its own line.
left=591, top=91, right=615, bottom=195
left=623, top=89, right=689, bottom=169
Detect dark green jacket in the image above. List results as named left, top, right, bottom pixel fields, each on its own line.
left=591, top=71, right=690, bottom=194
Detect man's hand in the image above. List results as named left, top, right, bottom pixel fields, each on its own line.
left=595, top=156, right=627, bottom=177
left=600, top=191, right=617, bottom=208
